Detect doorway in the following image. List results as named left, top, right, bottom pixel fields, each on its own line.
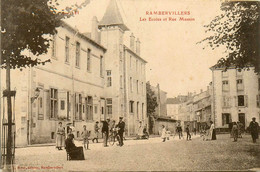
left=238, top=113, right=245, bottom=129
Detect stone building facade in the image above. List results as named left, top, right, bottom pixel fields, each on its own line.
left=211, top=66, right=260, bottom=131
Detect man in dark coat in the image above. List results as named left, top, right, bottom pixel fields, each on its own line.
left=249, top=117, right=259, bottom=143
left=102, top=118, right=110, bottom=147
left=117, top=117, right=125, bottom=146
left=176, top=124, right=183, bottom=139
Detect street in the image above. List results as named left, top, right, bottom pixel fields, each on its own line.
left=12, top=134, right=260, bottom=171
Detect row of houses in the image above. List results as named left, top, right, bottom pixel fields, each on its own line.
left=1, top=0, right=148, bottom=147
left=166, top=67, right=260, bottom=132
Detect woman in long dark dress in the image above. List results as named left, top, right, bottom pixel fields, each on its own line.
left=65, top=134, right=85, bottom=160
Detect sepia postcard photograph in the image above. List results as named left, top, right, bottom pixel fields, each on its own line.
left=0, top=0, right=259, bottom=171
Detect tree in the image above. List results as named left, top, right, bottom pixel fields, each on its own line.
left=198, top=1, right=259, bottom=73
left=1, top=0, right=90, bottom=165
left=146, top=82, right=158, bottom=134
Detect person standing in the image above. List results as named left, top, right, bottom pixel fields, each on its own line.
left=249, top=117, right=259, bottom=143
left=56, top=122, right=65, bottom=150
left=102, top=118, right=110, bottom=147
left=81, top=125, right=90, bottom=150
left=186, top=125, right=191, bottom=141
left=176, top=124, right=183, bottom=139
left=117, top=117, right=125, bottom=146
left=161, top=125, right=166, bottom=142
left=232, top=122, right=238, bottom=142
left=193, top=128, right=197, bottom=135
left=209, top=121, right=216, bottom=140
left=92, top=121, right=100, bottom=143
left=137, top=121, right=143, bottom=139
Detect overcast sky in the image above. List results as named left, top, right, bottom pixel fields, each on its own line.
left=64, top=0, right=225, bottom=97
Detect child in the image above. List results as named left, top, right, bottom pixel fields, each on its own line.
left=81, top=125, right=90, bottom=150
left=166, top=128, right=171, bottom=140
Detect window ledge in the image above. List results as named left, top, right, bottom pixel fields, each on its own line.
left=75, top=66, right=80, bottom=69
left=65, top=62, right=70, bottom=65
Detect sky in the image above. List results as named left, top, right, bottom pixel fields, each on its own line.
left=63, top=0, right=225, bottom=97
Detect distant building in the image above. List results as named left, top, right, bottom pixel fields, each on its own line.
left=148, top=83, right=176, bottom=134
left=211, top=66, right=260, bottom=131
left=166, top=96, right=188, bottom=120
left=193, top=86, right=212, bottom=131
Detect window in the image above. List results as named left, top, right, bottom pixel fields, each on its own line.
left=100, top=56, right=103, bottom=77
left=87, top=49, right=91, bottom=72
left=75, top=42, right=80, bottom=67
left=141, top=82, right=143, bottom=95
left=222, top=80, right=229, bottom=91
left=137, top=102, right=139, bottom=119
left=106, top=98, right=112, bottom=115
left=136, top=60, right=138, bottom=72
left=107, top=70, right=112, bottom=87
left=67, top=91, right=70, bottom=120
left=120, top=75, right=123, bottom=88
left=222, top=96, right=230, bottom=107
left=130, top=56, right=132, bottom=68
left=257, top=95, right=260, bottom=108
left=130, top=77, right=133, bottom=92
left=79, top=94, right=82, bottom=120
left=65, top=36, right=70, bottom=63
left=129, top=101, right=134, bottom=113
left=52, top=34, right=56, bottom=58
left=94, top=105, right=98, bottom=114
left=238, top=95, right=245, bottom=106
left=237, top=79, right=243, bottom=90
left=222, top=70, right=228, bottom=78
left=136, top=80, right=139, bottom=93
left=60, top=100, right=65, bottom=110
left=50, top=88, right=58, bottom=118
left=51, top=132, right=55, bottom=139
left=86, top=96, right=93, bottom=120
left=222, top=113, right=231, bottom=126
left=142, top=103, right=144, bottom=118
left=236, top=69, right=242, bottom=76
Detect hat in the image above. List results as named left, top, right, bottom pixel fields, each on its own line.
left=106, top=117, right=110, bottom=120
left=252, top=117, right=256, bottom=119
left=119, top=117, right=123, bottom=119
left=96, top=121, right=99, bottom=123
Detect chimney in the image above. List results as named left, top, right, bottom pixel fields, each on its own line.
left=136, top=38, right=140, bottom=55
left=130, top=33, right=135, bottom=50
left=91, top=16, right=99, bottom=42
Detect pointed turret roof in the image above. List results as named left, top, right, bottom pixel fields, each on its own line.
left=98, top=0, right=129, bottom=31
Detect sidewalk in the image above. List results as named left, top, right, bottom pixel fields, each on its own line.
left=17, top=134, right=161, bottom=148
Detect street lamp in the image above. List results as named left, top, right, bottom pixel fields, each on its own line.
left=31, top=87, right=41, bottom=102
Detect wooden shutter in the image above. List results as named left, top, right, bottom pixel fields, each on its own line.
left=45, top=89, right=50, bottom=119
left=38, top=90, right=44, bottom=120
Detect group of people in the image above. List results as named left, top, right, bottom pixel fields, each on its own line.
left=54, top=117, right=126, bottom=160
left=161, top=121, right=217, bottom=142
left=101, top=117, right=125, bottom=147
left=231, top=117, right=259, bottom=143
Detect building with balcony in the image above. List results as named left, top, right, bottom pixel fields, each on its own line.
left=211, top=66, right=260, bottom=132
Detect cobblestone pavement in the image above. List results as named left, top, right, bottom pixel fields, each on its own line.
left=11, top=134, right=260, bottom=171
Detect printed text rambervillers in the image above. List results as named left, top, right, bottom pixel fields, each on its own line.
left=146, top=11, right=190, bottom=15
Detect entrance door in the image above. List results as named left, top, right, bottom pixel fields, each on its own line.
left=238, top=113, right=245, bottom=129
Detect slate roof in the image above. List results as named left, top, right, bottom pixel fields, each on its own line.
left=98, top=0, right=129, bottom=31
